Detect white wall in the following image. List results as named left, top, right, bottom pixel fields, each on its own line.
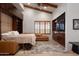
left=52, top=4, right=67, bottom=20
left=66, top=3, right=79, bottom=51
left=23, top=8, right=52, bottom=40
left=52, top=3, right=79, bottom=51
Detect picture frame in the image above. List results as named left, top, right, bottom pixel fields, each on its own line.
left=73, top=19, right=79, bottom=30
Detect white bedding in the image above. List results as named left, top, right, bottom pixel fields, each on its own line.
left=2, top=34, right=36, bottom=46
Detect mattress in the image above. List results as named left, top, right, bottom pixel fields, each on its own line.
left=2, top=34, right=36, bottom=46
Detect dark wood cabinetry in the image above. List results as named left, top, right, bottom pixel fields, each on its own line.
left=52, top=12, right=65, bottom=47
left=53, top=32, right=65, bottom=46
left=12, top=16, right=23, bottom=33
left=0, top=10, right=1, bottom=40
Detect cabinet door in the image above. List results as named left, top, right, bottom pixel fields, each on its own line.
left=57, top=33, right=65, bottom=46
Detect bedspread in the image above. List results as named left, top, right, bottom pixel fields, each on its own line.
left=2, top=34, right=36, bottom=46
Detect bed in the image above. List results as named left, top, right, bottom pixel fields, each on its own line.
left=1, top=31, right=36, bottom=46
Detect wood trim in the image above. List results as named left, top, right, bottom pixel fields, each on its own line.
left=0, top=9, right=1, bottom=40
left=0, top=5, right=2, bottom=40
left=24, top=4, right=52, bottom=14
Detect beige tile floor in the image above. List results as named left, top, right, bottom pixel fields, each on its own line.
left=15, top=40, right=78, bottom=56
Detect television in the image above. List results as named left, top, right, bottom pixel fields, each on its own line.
left=56, top=23, right=64, bottom=31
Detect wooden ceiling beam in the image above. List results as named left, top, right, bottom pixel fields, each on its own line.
left=0, top=3, right=16, bottom=10
left=37, top=3, right=57, bottom=8
left=45, top=3, right=57, bottom=8
left=24, top=4, right=52, bottom=14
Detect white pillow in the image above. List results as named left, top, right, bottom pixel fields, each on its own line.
left=11, top=31, right=19, bottom=36
left=2, top=31, right=19, bottom=36
left=2, top=33, right=9, bottom=36
left=1, top=32, right=12, bottom=38
left=7, top=32, right=13, bottom=35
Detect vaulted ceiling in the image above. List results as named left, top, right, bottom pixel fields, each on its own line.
left=23, top=3, right=58, bottom=14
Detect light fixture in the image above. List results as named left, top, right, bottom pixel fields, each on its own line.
left=44, top=6, right=47, bottom=9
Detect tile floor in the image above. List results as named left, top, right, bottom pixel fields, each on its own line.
left=15, top=40, right=78, bottom=56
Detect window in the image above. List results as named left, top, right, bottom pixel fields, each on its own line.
left=34, top=21, right=51, bottom=34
